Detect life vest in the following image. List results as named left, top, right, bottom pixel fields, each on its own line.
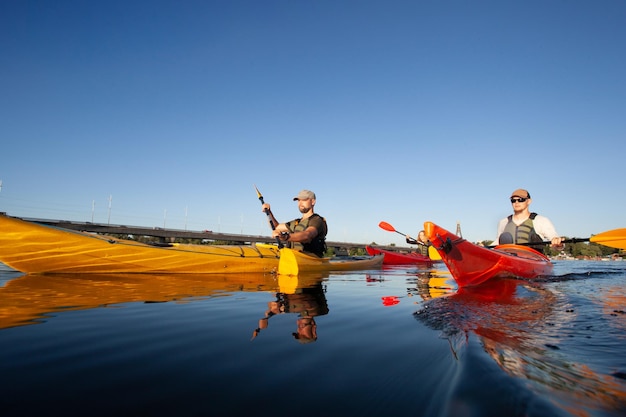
left=416, top=242, right=430, bottom=256
left=288, top=214, right=328, bottom=257
left=499, top=213, right=544, bottom=246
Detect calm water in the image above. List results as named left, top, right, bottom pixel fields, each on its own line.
left=1, top=260, right=625, bottom=417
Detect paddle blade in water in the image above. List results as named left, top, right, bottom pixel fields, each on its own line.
left=278, top=248, right=300, bottom=276
left=590, top=228, right=626, bottom=250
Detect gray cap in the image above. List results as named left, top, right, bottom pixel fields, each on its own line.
left=293, top=190, right=316, bottom=201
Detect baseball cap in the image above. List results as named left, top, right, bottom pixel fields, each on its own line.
left=510, top=189, right=531, bottom=199
left=293, top=190, right=316, bottom=201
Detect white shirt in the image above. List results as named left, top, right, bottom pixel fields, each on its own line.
left=495, top=214, right=559, bottom=244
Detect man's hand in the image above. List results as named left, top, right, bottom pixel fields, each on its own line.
left=272, top=226, right=290, bottom=241
left=551, top=236, right=564, bottom=249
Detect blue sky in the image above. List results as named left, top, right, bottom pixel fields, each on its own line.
left=1, top=0, right=625, bottom=246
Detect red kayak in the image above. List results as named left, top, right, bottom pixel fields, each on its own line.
left=424, top=221, right=553, bottom=287
left=365, top=246, right=433, bottom=265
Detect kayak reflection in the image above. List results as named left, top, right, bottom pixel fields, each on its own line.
left=407, top=269, right=456, bottom=301
left=415, top=278, right=626, bottom=414
left=251, top=273, right=329, bottom=344
left=366, top=268, right=457, bottom=306
left=0, top=272, right=327, bottom=331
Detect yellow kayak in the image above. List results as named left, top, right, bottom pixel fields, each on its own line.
left=0, top=214, right=383, bottom=275
left=0, top=214, right=281, bottom=274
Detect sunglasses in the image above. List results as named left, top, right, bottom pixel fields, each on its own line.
left=510, top=197, right=528, bottom=203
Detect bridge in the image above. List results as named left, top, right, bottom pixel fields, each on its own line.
left=30, top=218, right=413, bottom=255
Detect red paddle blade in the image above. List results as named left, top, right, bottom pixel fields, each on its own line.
left=378, top=221, right=396, bottom=232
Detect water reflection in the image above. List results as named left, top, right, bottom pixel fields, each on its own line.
left=0, top=272, right=328, bottom=331
left=406, top=269, right=456, bottom=301
left=415, top=277, right=626, bottom=415
left=366, top=268, right=456, bottom=306
left=252, top=274, right=329, bottom=343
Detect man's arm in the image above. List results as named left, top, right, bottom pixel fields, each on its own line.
left=534, top=216, right=563, bottom=247
left=287, top=226, right=318, bottom=243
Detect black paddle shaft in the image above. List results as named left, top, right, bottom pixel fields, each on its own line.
left=257, top=191, right=284, bottom=248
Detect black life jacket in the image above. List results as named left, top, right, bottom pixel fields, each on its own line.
left=288, top=214, right=328, bottom=257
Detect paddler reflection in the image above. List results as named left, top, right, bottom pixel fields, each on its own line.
left=251, top=274, right=329, bottom=343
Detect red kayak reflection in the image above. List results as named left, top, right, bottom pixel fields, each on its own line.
left=415, top=277, right=626, bottom=414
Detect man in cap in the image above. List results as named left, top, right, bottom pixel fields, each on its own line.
left=262, top=190, right=328, bottom=257
left=495, top=188, right=563, bottom=249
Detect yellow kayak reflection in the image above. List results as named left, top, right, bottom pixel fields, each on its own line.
left=366, top=268, right=457, bottom=306
left=0, top=272, right=329, bottom=330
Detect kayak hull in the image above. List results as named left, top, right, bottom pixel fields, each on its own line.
left=0, top=214, right=280, bottom=274
left=365, top=245, right=433, bottom=265
left=424, top=221, right=553, bottom=287
left=0, top=214, right=382, bottom=275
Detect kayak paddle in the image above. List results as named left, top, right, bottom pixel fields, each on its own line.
left=589, top=228, right=626, bottom=250
left=378, top=221, right=407, bottom=237
left=488, top=228, right=626, bottom=250
left=383, top=220, right=626, bottom=252
left=378, top=221, right=441, bottom=260
left=255, top=185, right=284, bottom=249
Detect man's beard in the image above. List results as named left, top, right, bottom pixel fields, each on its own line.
left=299, top=206, right=311, bottom=214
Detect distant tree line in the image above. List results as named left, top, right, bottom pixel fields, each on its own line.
left=544, top=241, right=620, bottom=258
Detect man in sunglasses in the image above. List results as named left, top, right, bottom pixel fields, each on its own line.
left=495, top=188, right=564, bottom=250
